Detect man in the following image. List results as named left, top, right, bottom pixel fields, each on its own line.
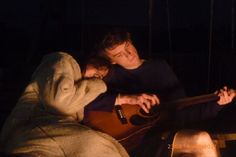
left=84, top=29, right=235, bottom=156
left=84, top=30, right=185, bottom=114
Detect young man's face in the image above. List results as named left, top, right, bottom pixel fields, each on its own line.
left=105, top=41, right=142, bottom=69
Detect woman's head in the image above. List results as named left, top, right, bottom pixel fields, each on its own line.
left=82, top=56, right=110, bottom=79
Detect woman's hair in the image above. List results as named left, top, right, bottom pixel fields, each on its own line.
left=86, top=56, right=111, bottom=69
left=80, top=55, right=111, bottom=75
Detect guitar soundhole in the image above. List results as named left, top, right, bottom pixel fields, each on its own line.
left=130, top=115, right=149, bottom=125
left=139, top=105, right=160, bottom=116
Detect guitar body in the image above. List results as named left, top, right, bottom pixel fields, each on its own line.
left=85, top=104, right=169, bottom=152
left=85, top=93, right=219, bottom=152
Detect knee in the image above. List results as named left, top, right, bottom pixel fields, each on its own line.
left=172, top=130, right=218, bottom=157
left=174, top=130, right=215, bottom=148
left=193, top=131, right=213, bottom=146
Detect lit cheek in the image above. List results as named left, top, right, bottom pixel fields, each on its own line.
left=109, top=56, right=120, bottom=65
left=115, top=58, right=128, bottom=66
left=84, top=71, right=92, bottom=78
left=130, top=47, right=138, bottom=56
left=84, top=68, right=97, bottom=78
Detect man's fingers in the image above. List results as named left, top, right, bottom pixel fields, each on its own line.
left=152, top=94, right=160, bottom=105
left=140, top=104, right=149, bottom=113
left=141, top=94, right=160, bottom=105
left=142, top=99, right=152, bottom=109
left=126, top=93, right=161, bottom=113
left=229, top=89, right=236, bottom=97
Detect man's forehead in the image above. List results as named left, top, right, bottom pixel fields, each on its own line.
left=106, top=42, right=128, bottom=55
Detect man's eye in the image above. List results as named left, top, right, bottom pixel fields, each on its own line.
left=115, top=54, right=122, bottom=58
left=126, top=42, right=130, bottom=48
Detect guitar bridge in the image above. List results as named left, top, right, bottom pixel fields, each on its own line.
left=115, top=105, right=128, bottom=124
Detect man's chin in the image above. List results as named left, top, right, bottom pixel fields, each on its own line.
left=125, top=63, right=141, bottom=69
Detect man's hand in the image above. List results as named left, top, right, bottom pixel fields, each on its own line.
left=115, top=93, right=160, bottom=113
left=216, top=86, right=236, bottom=105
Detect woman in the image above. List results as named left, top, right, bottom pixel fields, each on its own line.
left=0, top=52, right=128, bottom=157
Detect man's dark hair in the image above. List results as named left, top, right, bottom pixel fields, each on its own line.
left=98, top=29, right=132, bottom=55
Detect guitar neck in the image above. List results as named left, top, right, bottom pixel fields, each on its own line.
left=161, top=93, right=219, bottom=110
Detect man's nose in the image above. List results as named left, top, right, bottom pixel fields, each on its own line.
left=124, top=51, right=132, bottom=58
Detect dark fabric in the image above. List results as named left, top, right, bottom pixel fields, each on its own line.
left=175, top=102, right=223, bottom=128
left=130, top=130, right=175, bottom=157
left=214, top=100, right=236, bottom=132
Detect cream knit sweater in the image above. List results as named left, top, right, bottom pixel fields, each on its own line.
left=0, top=52, right=129, bottom=157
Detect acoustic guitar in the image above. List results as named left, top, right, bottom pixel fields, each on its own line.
left=85, top=93, right=219, bottom=152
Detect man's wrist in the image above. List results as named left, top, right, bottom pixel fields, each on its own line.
left=115, top=93, right=121, bottom=106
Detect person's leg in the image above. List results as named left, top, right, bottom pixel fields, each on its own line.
left=38, top=121, right=129, bottom=157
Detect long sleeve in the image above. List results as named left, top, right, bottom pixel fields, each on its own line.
left=175, top=102, right=223, bottom=126
left=151, top=59, right=186, bottom=101
left=32, top=52, right=107, bottom=121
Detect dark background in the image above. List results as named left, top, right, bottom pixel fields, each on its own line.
left=0, top=0, right=236, bottom=126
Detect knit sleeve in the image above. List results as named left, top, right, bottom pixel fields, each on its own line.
left=33, top=52, right=107, bottom=121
